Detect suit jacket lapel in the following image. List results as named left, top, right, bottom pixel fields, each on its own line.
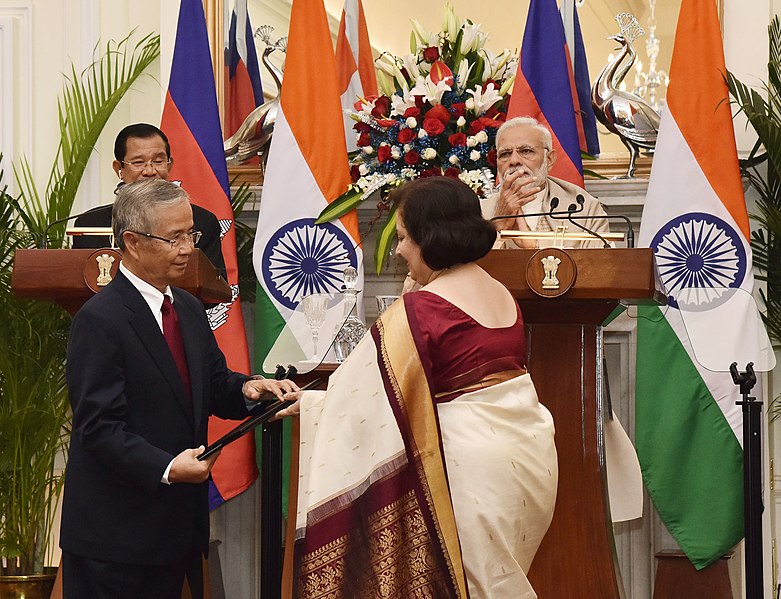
left=113, top=272, right=194, bottom=423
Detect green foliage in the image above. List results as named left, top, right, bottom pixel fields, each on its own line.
left=726, top=16, right=781, bottom=419
left=0, top=31, right=160, bottom=574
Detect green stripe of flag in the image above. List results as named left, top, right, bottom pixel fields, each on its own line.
left=636, top=305, right=743, bottom=569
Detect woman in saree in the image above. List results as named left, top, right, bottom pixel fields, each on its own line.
left=278, top=177, right=558, bottom=599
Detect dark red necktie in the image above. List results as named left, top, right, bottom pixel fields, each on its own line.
left=161, top=296, right=192, bottom=400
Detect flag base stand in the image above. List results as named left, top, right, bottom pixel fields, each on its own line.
left=732, top=362, right=762, bottom=599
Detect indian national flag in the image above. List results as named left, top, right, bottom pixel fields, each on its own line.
left=253, top=0, right=361, bottom=371
left=636, top=0, right=751, bottom=569
left=335, top=0, right=378, bottom=152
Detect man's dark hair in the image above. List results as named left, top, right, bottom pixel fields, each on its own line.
left=114, top=123, right=171, bottom=161
left=391, top=176, right=496, bottom=270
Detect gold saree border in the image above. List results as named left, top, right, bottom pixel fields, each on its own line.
left=377, top=300, right=469, bottom=599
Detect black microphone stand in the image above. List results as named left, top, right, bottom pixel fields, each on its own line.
left=555, top=196, right=611, bottom=248
left=730, top=362, right=762, bottom=599
left=559, top=196, right=636, bottom=248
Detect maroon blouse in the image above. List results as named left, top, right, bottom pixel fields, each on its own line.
left=403, top=291, right=527, bottom=403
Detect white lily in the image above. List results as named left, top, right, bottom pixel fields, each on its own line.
left=467, top=82, right=501, bottom=115
left=390, top=88, right=417, bottom=116
left=401, top=54, right=420, bottom=81
left=459, top=22, right=484, bottom=55
left=409, top=75, right=451, bottom=105
left=376, top=70, right=395, bottom=97
left=410, top=18, right=430, bottom=46
left=498, top=74, right=516, bottom=97
left=442, top=3, right=459, bottom=43
left=455, top=58, right=473, bottom=95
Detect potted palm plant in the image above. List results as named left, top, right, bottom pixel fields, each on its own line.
left=0, top=32, right=159, bottom=596
left=726, top=16, right=781, bottom=351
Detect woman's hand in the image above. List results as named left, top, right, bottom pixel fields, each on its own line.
left=272, top=391, right=305, bottom=420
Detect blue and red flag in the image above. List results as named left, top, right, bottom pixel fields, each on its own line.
left=161, top=0, right=256, bottom=509
left=561, top=0, right=600, bottom=157
left=508, top=0, right=584, bottom=185
left=224, top=0, right=264, bottom=140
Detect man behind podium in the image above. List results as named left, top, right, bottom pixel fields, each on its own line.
left=73, top=123, right=226, bottom=278
left=60, top=179, right=297, bottom=599
left=482, top=116, right=609, bottom=248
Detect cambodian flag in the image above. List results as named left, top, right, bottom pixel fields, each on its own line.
left=508, top=0, right=584, bottom=185
left=224, top=0, right=264, bottom=139
left=561, top=0, right=600, bottom=157
left=161, top=0, right=256, bottom=509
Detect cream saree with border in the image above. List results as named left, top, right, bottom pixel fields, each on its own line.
left=292, top=298, right=557, bottom=598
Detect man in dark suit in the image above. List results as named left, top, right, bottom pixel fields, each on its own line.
left=72, top=123, right=227, bottom=279
left=60, top=179, right=295, bottom=598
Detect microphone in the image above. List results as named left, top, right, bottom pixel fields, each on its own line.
left=490, top=197, right=585, bottom=222
left=40, top=207, right=105, bottom=249
left=549, top=195, right=611, bottom=249
left=552, top=196, right=636, bottom=248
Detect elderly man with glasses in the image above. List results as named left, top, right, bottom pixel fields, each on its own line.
left=72, top=123, right=226, bottom=278
left=60, top=179, right=298, bottom=599
left=481, top=116, right=610, bottom=249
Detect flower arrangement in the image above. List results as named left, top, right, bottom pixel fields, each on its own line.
left=317, top=4, right=518, bottom=272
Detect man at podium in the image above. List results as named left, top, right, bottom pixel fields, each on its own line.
left=72, top=123, right=227, bottom=278
left=59, top=179, right=296, bottom=599
left=482, top=116, right=610, bottom=249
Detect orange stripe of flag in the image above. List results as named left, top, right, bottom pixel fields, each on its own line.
left=356, top=0, right=378, bottom=97
left=667, top=0, right=749, bottom=238
left=336, top=12, right=358, bottom=95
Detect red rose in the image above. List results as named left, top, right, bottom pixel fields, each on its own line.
left=448, top=132, right=467, bottom=147
left=487, top=148, right=497, bottom=167
left=404, top=151, right=420, bottom=165
left=350, top=165, right=361, bottom=182
left=478, top=116, right=502, bottom=129
left=425, top=104, right=451, bottom=125
left=353, top=121, right=371, bottom=133
left=371, top=96, right=392, bottom=118
left=422, top=46, right=440, bottom=63
left=422, top=118, right=445, bottom=136
left=450, top=102, right=466, bottom=118
left=357, top=132, right=371, bottom=147
left=377, top=145, right=393, bottom=163
left=444, top=167, right=461, bottom=178
left=403, top=106, right=421, bottom=118
left=420, top=168, right=441, bottom=178
left=398, top=128, right=416, bottom=144
left=468, top=120, right=486, bottom=136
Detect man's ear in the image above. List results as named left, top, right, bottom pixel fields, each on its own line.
left=546, top=148, right=558, bottom=170
left=122, top=231, right=141, bottom=259
left=112, top=160, right=123, bottom=180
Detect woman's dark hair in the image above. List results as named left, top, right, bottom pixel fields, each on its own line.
left=391, top=176, right=497, bottom=270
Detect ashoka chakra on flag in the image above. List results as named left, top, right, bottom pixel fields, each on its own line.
left=262, top=218, right=358, bottom=310
left=650, top=212, right=747, bottom=310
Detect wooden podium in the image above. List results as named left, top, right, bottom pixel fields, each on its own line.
left=477, top=248, right=664, bottom=599
left=11, top=248, right=231, bottom=313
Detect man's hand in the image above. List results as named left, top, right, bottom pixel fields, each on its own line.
left=169, top=446, right=219, bottom=483
left=243, top=377, right=300, bottom=402
left=493, top=169, right=545, bottom=232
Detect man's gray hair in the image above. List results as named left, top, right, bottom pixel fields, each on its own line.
left=496, top=116, right=553, bottom=151
left=112, top=179, right=189, bottom=250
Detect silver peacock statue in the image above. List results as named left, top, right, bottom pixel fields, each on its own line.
left=223, top=25, right=286, bottom=164
left=591, top=13, right=660, bottom=178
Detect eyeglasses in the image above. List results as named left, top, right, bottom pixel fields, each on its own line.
left=121, top=158, right=172, bottom=172
left=496, top=145, right=548, bottom=162
left=130, top=230, right=202, bottom=249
